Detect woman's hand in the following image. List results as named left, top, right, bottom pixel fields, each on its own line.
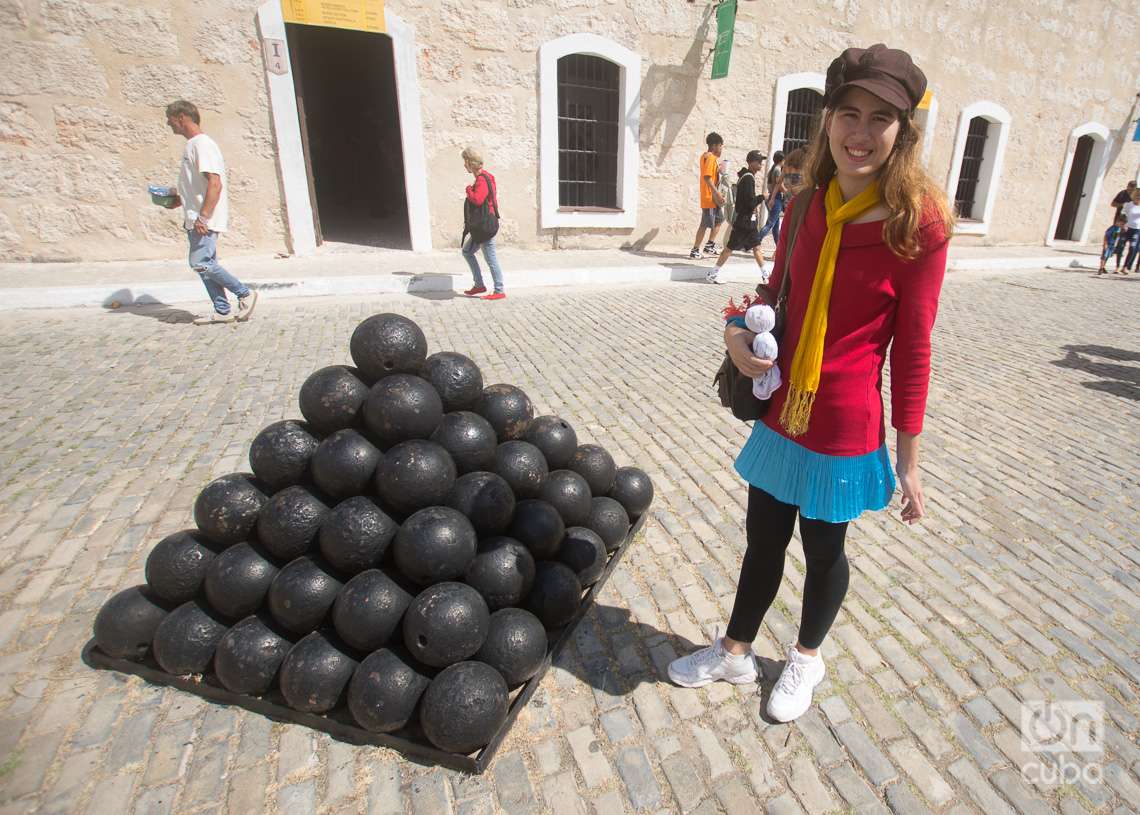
left=897, top=464, right=925, bottom=524
left=895, top=431, right=924, bottom=524
left=725, top=326, right=776, bottom=378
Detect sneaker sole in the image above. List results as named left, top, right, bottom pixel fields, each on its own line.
left=237, top=291, right=258, bottom=322
left=667, top=665, right=758, bottom=688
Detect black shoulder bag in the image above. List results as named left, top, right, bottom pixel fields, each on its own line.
left=462, top=171, right=500, bottom=245
left=713, top=187, right=814, bottom=421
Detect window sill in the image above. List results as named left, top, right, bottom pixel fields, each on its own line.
left=557, top=206, right=624, bottom=213
left=954, top=219, right=989, bottom=236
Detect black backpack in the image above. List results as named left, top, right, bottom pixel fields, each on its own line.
left=463, top=171, right=500, bottom=244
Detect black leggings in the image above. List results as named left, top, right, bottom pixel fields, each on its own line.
left=725, top=486, right=849, bottom=649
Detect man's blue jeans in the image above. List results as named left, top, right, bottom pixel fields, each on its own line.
left=759, top=193, right=784, bottom=243
left=462, top=236, right=505, bottom=293
left=188, top=230, right=249, bottom=315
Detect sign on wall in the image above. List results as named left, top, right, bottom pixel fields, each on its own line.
left=280, top=0, right=385, bottom=33
left=710, top=0, right=736, bottom=80
left=264, top=38, right=288, bottom=75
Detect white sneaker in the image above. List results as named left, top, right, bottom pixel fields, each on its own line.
left=766, top=644, right=826, bottom=722
left=705, top=269, right=726, bottom=285
left=236, top=290, right=258, bottom=321
left=667, top=638, right=757, bottom=688
left=193, top=312, right=237, bottom=326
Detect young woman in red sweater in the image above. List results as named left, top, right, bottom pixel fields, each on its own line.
left=669, top=45, right=954, bottom=722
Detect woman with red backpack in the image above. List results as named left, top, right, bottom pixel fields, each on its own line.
left=460, top=147, right=506, bottom=300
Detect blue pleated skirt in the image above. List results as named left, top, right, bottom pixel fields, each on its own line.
left=735, top=420, right=896, bottom=523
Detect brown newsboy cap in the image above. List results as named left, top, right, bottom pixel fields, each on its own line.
left=824, top=44, right=927, bottom=113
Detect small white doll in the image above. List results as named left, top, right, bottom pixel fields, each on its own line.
left=744, top=303, right=782, bottom=399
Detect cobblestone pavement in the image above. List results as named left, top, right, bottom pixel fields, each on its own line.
left=0, top=268, right=1137, bottom=815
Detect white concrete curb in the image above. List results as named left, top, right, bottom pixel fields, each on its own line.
left=0, top=254, right=1067, bottom=311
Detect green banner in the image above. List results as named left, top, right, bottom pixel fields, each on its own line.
left=710, top=0, right=736, bottom=79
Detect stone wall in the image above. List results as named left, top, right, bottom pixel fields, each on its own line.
left=0, top=0, right=1135, bottom=261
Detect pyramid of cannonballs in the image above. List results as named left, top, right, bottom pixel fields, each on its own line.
left=91, top=313, right=653, bottom=756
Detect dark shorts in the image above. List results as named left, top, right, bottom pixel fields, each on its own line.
left=700, top=207, right=725, bottom=229
left=726, top=222, right=763, bottom=251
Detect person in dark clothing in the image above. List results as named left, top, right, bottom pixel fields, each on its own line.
left=707, top=150, right=768, bottom=284
left=1111, top=180, right=1136, bottom=219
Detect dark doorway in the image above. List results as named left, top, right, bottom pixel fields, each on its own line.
left=285, top=24, right=410, bottom=249
left=1054, top=135, right=1094, bottom=241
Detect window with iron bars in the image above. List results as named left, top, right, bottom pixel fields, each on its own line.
left=954, top=117, right=989, bottom=220
left=557, top=54, right=620, bottom=209
left=783, top=88, right=824, bottom=154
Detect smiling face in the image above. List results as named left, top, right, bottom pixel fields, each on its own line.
left=826, top=86, right=901, bottom=186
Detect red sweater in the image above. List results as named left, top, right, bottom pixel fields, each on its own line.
left=760, top=189, right=948, bottom=456
left=466, top=171, right=496, bottom=205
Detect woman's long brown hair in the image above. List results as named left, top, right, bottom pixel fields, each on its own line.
left=805, top=100, right=955, bottom=260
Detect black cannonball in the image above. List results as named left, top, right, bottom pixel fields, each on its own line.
left=249, top=420, right=320, bottom=491
left=475, top=608, right=548, bottom=687
left=152, top=599, right=228, bottom=675
left=213, top=614, right=293, bottom=695
left=193, top=474, right=267, bottom=545
left=311, top=429, right=380, bottom=500
left=538, top=470, right=592, bottom=526
left=558, top=526, right=607, bottom=587
left=318, top=496, right=398, bottom=574
left=421, top=351, right=484, bottom=412
left=363, top=374, right=444, bottom=450
left=279, top=631, right=358, bottom=713
left=204, top=541, right=279, bottom=619
left=568, top=444, right=616, bottom=496
left=507, top=500, right=565, bottom=560
left=445, top=472, right=516, bottom=537
left=523, top=415, right=578, bottom=470
left=476, top=384, right=534, bottom=442
left=494, top=441, right=548, bottom=499
left=609, top=466, right=655, bottom=519
left=145, top=529, right=217, bottom=605
left=332, top=569, right=414, bottom=652
left=464, top=536, right=535, bottom=611
left=92, top=585, right=169, bottom=660
left=402, top=582, right=489, bottom=667
left=347, top=648, right=432, bottom=733
left=374, top=440, right=457, bottom=515
left=430, top=411, right=497, bottom=474
left=419, top=661, right=508, bottom=754
left=350, top=313, right=428, bottom=383
left=298, top=366, right=370, bottom=436
left=256, top=486, right=328, bottom=561
left=525, top=562, right=582, bottom=629
left=267, top=557, right=343, bottom=635
left=586, top=497, right=631, bottom=554
left=392, top=507, right=477, bottom=585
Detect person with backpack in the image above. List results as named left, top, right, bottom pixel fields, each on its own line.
left=706, top=150, right=768, bottom=285
left=460, top=147, right=506, bottom=300
left=758, top=150, right=786, bottom=245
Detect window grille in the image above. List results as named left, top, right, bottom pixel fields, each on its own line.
left=954, top=117, right=989, bottom=220
left=557, top=54, right=620, bottom=209
left=783, top=88, right=823, bottom=154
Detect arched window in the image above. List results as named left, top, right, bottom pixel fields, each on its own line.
left=945, top=102, right=1012, bottom=236
left=557, top=54, right=620, bottom=209
left=768, top=73, right=826, bottom=160
left=540, top=35, right=640, bottom=229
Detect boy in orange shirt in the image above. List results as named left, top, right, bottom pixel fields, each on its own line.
left=690, top=132, right=726, bottom=259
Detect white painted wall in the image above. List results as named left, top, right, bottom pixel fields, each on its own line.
left=539, top=34, right=641, bottom=229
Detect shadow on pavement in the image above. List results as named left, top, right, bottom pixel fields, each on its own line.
left=1052, top=344, right=1139, bottom=401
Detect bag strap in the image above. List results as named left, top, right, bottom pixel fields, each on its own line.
left=480, top=172, right=500, bottom=218
left=756, top=185, right=814, bottom=307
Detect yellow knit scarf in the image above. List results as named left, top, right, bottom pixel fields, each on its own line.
left=780, top=177, right=882, bottom=437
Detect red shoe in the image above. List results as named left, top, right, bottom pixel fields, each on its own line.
left=463, top=285, right=487, bottom=296
left=482, top=292, right=506, bottom=300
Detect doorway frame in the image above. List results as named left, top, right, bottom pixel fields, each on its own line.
left=256, top=1, right=431, bottom=254
left=1045, top=122, right=1110, bottom=247
left=768, top=72, right=826, bottom=161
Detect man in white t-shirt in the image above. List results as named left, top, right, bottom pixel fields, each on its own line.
left=163, top=100, right=257, bottom=325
